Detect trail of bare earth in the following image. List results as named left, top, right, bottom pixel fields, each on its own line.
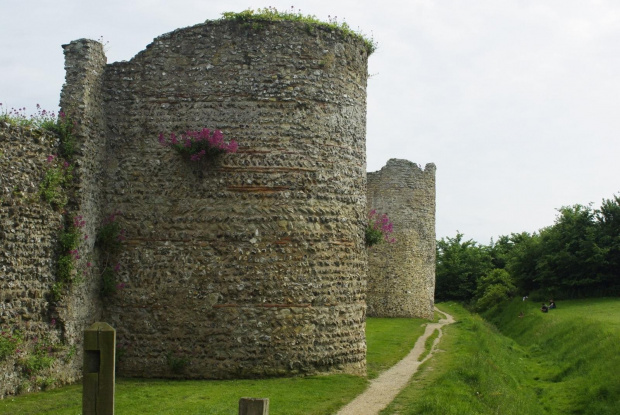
left=337, top=308, right=455, bottom=415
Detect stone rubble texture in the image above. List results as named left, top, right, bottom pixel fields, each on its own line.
left=0, top=18, right=436, bottom=398
left=86, top=19, right=369, bottom=379
left=366, top=159, right=436, bottom=319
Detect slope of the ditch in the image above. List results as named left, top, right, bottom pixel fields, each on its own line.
left=381, top=302, right=544, bottom=415
left=483, top=297, right=620, bottom=415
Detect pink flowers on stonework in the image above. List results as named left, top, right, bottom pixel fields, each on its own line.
left=158, top=128, right=238, bottom=162
left=365, top=209, right=396, bottom=247
left=0, top=103, right=57, bottom=126
left=73, top=215, right=86, bottom=229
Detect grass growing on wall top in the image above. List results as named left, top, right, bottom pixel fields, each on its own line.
left=221, top=6, right=377, bottom=55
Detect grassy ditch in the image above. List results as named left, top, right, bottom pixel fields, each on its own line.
left=381, top=302, right=542, bottom=414
left=483, top=297, right=620, bottom=415
left=0, top=316, right=428, bottom=414
left=382, top=299, right=620, bottom=415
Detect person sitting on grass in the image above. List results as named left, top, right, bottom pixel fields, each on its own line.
left=541, top=303, right=549, bottom=313
left=549, top=300, right=556, bottom=309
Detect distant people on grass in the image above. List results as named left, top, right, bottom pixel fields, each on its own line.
left=549, top=300, right=556, bottom=309
left=541, top=303, right=549, bottom=313
left=523, top=295, right=528, bottom=301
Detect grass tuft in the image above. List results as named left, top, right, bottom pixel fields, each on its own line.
left=221, top=6, right=377, bottom=55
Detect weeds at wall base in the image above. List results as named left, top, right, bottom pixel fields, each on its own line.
left=166, top=351, right=190, bottom=374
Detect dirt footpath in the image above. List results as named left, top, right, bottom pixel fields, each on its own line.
left=337, top=308, right=455, bottom=415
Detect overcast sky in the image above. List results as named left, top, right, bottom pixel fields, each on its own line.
left=2, top=0, right=619, bottom=243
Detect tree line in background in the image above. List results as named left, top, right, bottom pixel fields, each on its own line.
left=435, top=194, right=620, bottom=311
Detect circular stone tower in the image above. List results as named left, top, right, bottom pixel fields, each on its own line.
left=93, top=19, right=369, bottom=378
left=366, top=159, right=436, bottom=319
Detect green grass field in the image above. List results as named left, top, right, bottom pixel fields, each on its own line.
left=382, top=298, right=620, bottom=415
left=4, top=299, right=618, bottom=414
left=366, top=318, right=428, bottom=379
left=0, top=316, right=428, bottom=414
left=381, top=302, right=543, bottom=415
left=485, top=297, right=620, bottom=415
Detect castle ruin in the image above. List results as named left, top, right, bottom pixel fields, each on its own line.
left=0, top=17, right=435, bottom=397
left=366, top=159, right=436, bottom=319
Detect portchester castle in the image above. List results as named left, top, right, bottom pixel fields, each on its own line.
left=0, top=17, right=435, bottom=397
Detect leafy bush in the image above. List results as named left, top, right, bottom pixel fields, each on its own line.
left=20, top=335, right=57, bottom=376
left=0, top=329, right=22, bottom=361
left=475, top=268, right=516, bottom=312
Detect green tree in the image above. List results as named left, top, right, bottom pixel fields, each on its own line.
left=435, top=233, right=493, bottom=301
left=474, top=268, right=516, bottom=312
left=596, top=195, right=620, bottom=290
left=505, top=232, right=543, bottom=294
left=536, top=204, right=606, bottom=294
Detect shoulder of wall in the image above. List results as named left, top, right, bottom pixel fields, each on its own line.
left=368, top=158, right=436, bottom=180
left=107, top=18, right=370, bottom=68
left=0, top=121, right=59, bottom=143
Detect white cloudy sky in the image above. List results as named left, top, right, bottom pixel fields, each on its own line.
left=2, top=0, right=619, bottom=243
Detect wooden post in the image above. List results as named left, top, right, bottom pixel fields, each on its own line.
left=239, top=397, right=269, bottom=415
left=83, top=322, right=115, bottom=415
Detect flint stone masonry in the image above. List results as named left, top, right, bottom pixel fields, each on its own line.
left=366, top=159, right=436, bottom=319
left=0, top=122, right=102, bottom=397
left=0, top=35, right=107, bottom=398
left=1, top=124, right=62, bottom=397
left=87, top=19, right=370, bottom=378
left=0, top=17, right=437, bottom=397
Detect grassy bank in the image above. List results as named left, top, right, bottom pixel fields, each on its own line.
left=382, top=299, right=620, bottom=415
left=0, top=316, right=428, bottom=414
left=381, top=302, right=542, bottom=414
left=484, top=297, right=620, bottom=414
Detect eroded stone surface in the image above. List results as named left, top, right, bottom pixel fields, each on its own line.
left=367, top=159, right=436, bottom=319
left=97, top=20, right=369, bottom=379
left=2, top=18, right=438, bottom=398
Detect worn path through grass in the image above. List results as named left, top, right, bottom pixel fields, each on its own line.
left=337, top=308, right=455, bottom=415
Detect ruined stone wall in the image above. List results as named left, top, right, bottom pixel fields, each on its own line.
left=97, top=20, right=369, bottom=378
left=54, top=38, right=108, bottom=385
left=0, top=40, right=108, bottom=398
left=1, top=19, right=370, bottom=395
left=366, top=159, right=436, bottom=319
left=0, top=124, right=66, bottom=396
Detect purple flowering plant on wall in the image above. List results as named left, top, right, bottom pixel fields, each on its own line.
left=0, top=103, right=56, bottom=128
left=158, top=128, right=238, bottom=162
left=0, top=104, right=77, bottom=159
left=365, top=209, right=396, bottom=247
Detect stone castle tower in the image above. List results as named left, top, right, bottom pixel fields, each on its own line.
left=366, top=159, right=436, bottom=319
left=1, top=17, right=436, bottom=398
left=61, top=19, right=370, bottom=378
